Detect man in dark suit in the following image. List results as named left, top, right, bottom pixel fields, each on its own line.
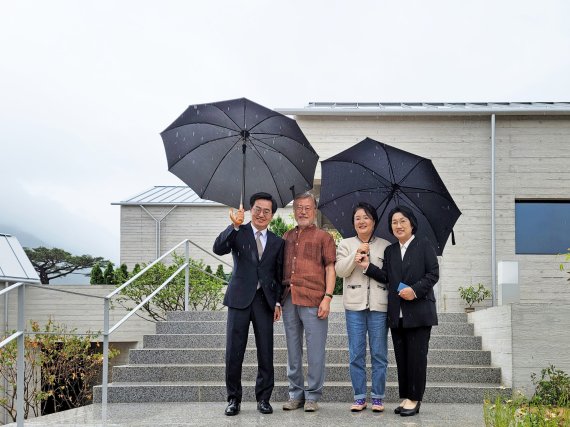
left=359, top=206, right=439, bottom=417
left=213, top=192, right=284, bottom=416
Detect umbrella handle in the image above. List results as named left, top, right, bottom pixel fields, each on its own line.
left=229, top=203, right=244, bottom=227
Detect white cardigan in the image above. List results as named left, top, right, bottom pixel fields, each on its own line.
left=336, top=236, right=391, bottom=312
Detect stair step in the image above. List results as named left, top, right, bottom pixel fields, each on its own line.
left=113, top=364, right=502, bottom=383
left=144, top=333, right=482, bottom=350
left=156, top=320, right=474, bottom=336
left=129, top=348, right=491, bottom=366
left=166, top=311, right=469, bottom=323
left=94, top=382, right=510, bottom=404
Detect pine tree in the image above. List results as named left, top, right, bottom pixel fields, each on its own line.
left=114, top=263, right=129, bottom=284
left=103, top=262, right=115, bottom=285
left=215, top=264, right=226, bottom=280
left=90, top=263, right=104, bottom=285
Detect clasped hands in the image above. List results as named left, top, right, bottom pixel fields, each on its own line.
left=355, top=243, right=370, bottom=269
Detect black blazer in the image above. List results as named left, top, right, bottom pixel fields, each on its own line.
left=213, top=223, right=284, bottom=309
left=365, top=236, right=439, bottom=329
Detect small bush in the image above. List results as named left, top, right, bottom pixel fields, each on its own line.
left=116, top=253, right=224, bottom=321
left=484, top=366, right=570, bottom=426
left=531, top=365, right=570, bottom=407
left=0, top=319, right=119, bottom=422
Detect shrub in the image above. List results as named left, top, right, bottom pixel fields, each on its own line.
left=0, top=319, right=119, bottom=422
left=269, top=215, right=295, bottom=238
left=531, top=365, right=570, bottom=407
left=458, top=283, right=492, bottom=308
left=116, top=253, right=224, bottom=321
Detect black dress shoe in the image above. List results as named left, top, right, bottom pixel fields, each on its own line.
left=225, top=398, right=240, bottom=416
left=257, top=400, right=273, bottom=414
left=400, top=401, right=421, bottom=417
left=394, top=405, right=403, bottom=414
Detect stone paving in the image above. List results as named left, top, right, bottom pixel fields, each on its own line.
left=6, top=402, right=485, bottom=426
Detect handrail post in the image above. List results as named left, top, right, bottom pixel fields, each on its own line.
left=102, top=297, right=110, bottom=421
left=16, top=284, right=24, bottom=427
left=185, top=240, right=189, bottom=311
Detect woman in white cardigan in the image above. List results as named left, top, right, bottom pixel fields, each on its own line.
left=336, top=202, right=391, bottom=412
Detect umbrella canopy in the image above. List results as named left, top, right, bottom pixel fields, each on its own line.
left=161, top=97, right=318, bottom=210
left=319, top=137, right=461, bottom=256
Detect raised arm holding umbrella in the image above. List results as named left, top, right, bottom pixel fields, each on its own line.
left=161, top=97, right=318, bottom=416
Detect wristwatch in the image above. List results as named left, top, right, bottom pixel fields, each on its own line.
left=324, top=293, right=333, bottom=299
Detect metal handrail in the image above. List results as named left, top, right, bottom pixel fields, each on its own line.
left=1, top=238, right=229, bottom=425
left=100, top=238, right=230, bottom=416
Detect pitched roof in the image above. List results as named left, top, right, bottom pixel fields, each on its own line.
left=112, top=186, right=221, bottom=206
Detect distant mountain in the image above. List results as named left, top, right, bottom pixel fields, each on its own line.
left=0, top=225, right=48, bottom=248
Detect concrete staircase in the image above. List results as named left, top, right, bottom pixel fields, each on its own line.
left=94, top=311, right=510, bottom=403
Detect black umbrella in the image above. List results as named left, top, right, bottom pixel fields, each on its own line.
left=319, top=137, right=461, bottom=255
left=161, top=97, right=318, bottom=210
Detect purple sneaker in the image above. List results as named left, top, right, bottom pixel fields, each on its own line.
left=350, top=398, right=367, bottom=412
left=372, top=398, right=385, bottom=412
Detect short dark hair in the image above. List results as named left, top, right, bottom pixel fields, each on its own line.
left=388, top=205, right=418, bottom=235
left=250, top=192, right=277, bottom=214
left=352, top=202, right=378, bottom=229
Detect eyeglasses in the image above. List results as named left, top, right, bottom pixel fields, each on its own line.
left=391, top=218, right=410, bottom=226
left=295, top=205, right=314, bottom=213
left=252, top=206, right=272, bottom=216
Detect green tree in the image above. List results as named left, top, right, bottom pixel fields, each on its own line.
left=215, top=264, right=226, bottom=280
left=131, top=263, right=141, bottom=278
left=269, top=215, right=295, bottom=238
left=116, top=253, right=224, bottom=321
left=114, top=263, right=129, bottom=285
left=103, top=262, right=115, bottom=285
left=205, top=265, right=213, bottom=275
left=90, top=263, right=104, bottom=285
left=24, top=247, right=107, bottom=284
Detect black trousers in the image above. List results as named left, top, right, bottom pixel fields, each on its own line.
left=225, top=288, right=274, bottom=402
left=390, top=319, right=432, bottom=401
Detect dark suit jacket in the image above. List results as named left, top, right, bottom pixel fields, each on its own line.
left=213, top=222, right=284, bottom=309
left=365, top=236, right=439, bottom=329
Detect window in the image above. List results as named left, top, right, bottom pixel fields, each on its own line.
left=515, top=200, right=570, bottom=255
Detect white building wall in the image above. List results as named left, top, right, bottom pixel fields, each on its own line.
left=294, top=114, right=570, bottom=312
left=120, top=205, right=294, bottom=271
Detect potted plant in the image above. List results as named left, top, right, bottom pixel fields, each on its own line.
left=458, top=283, right=492, bottom=313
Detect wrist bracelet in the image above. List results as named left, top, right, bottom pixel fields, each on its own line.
left=324, top=293, right=333, bottom=299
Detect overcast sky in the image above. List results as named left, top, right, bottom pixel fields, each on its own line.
left=1, top=0, right=569, bottom=264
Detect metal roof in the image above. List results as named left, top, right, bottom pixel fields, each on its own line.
left=0, top=233, right=40, bottom=283
left=112, top=186, right=222, bottom=206
left=276, top=102, right=570, bottom=116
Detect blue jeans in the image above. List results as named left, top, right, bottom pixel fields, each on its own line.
left=345, top=309, right=388, bottom=400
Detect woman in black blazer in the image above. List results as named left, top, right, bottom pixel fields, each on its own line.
left=358, top=205, right=439, bottom=417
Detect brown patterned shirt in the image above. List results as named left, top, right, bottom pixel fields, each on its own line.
left=282, top=224, right=337, bottom=307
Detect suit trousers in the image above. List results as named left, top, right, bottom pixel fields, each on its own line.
left=390, top=319, right=432, bottom=401
left=225, top=288, right=274, bottom=402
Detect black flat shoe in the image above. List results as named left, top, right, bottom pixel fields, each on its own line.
left=394, top=406, right=403, bottom=414
left=400, top=401, right=421, bottom=417
left=225, top=398, right=240, bottom=416
left=257, top=400, right=273, bottom=414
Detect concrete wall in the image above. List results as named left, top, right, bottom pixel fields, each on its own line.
left=119, top=204, right=294, bottom=270
left=294, top=114, right=570, bottom=312
left=470, top=305, right=513, bottom=387
left=470, top=303, right=570, bottom=397
left=1, top=285, right=155, bottom=346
